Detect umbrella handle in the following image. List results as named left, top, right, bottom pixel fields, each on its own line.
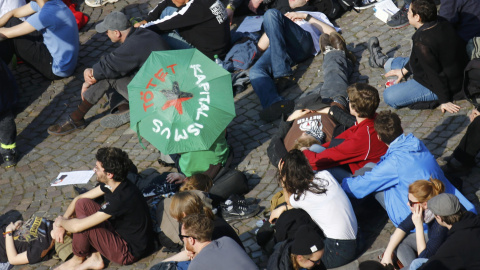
left=136, top=121, right=147, bottom=150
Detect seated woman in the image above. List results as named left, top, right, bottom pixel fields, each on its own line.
left=268, top=149, right=357, bottom=269
left=381, top=179, right=448, bottom=269
left=0, top=216, right=64, bottom=268
left=161, top=191, right=243, bottom=263
left=368, top=0, right=468, bottom=113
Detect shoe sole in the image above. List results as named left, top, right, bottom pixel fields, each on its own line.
left=85, top=0, right=118, bottom=7
left=354, top=0, right=385, bottom=10
left=367, top=37, right=382, bottom=68
left=223, top=205, right=261, bottom=222
left=388, top=22, right=410, bottom=29
left=47, top=123, right=86, bottom=136
left=100, top=111, right=130, bottom=128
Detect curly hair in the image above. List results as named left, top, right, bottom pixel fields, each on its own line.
left=95, top=147, right=131, bottom=182
left=279, top=149, right=326, bottom=201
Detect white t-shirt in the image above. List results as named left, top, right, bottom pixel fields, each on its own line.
left=289, top=170, right=358, bottom=240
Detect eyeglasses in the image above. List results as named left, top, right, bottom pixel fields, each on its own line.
left=178, top=234, right=196, bottom=242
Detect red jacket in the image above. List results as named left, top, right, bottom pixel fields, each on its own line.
left=303, top=118, right=388, bottom=173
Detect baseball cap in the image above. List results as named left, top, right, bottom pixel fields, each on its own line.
left=428, top=193, right=461, bottom=216
left=95, top=11, right=130, bottom=33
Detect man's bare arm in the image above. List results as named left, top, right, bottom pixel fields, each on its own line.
left=63, top=185, right=105, bottom=219
left=56, top=211, right=111, bottom=233
left=0, top=4, right=36, bottom=27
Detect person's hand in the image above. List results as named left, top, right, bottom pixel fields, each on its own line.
left=81, top=82, right=91, bottom=101
left=381, top=253, right=394, bottom=266
left=412, top=204, right=424, bottom=228
left=469, top=108, right=480, bottom=122
left=166, top=172, right=186, bottom=184
left=285, top=12, right=306, bottom=22
left=0, top=33, right=7, bottom=42
left=134, top=20, right=147, bottom=28
left=287, top=109, right=313, bottom=121
left=83, top=68, right=97, bottom=85
left=248, top=0, right=263, bottom=13
left=51, top=224, right=66, bottom=243
left=226, top=7, right=234, bottom=25
left=439, top=102, right=460, bottom=113
left=384, top=69, right=405, bottom=84
left=268, top=205, right=287, bottom=223
left=186, top=247, right=196, bottom=260
left=5, top=220, right=21, bottom=232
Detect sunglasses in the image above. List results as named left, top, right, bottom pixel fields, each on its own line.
left=408, top=197, right=421, bottom=206
left=178, top=234, right=196, bottom=242
left=308, top=257, right=322, bottom=265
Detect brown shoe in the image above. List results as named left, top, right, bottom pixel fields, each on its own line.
left=319, top=33, right=331, bottom=54
left=330, top=32, right=357, bottom=63
left=48, top=116, right=86, bottom=136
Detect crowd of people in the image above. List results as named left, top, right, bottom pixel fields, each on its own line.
left=0, top=0, right=480, bottom=269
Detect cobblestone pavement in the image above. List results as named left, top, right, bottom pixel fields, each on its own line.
left=2, top=0, right=480, bottom=269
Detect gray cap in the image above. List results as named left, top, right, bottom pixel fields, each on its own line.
left=95, top=11, right=130, bottom=33
left=428, top=193, right=461, bottom=216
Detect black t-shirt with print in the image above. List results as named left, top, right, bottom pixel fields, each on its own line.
left=0, top=217, right=55, bottom=264
left=99, top=180, right=154, bottom=258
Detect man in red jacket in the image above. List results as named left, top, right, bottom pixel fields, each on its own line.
left=302, top=83, right=388, bottom=181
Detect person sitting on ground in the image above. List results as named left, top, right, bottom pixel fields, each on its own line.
left=134, top=0, right=230, bottom=60
left=0, top=0, right=79, bottom=80
left=368, top=0, right=468, bottom=113
left=160, top=191, right=244, bottom=263
left=0, top=59, right=18, bottom=168
left=269, top=149, right=358, bottom=269
left=441, top=108, right=480, bottom=175
left=0, top=0, right=25, bottom=19
left=47, top=11, right=169, bottom=135
left=267, top=225, right=326, bottom=270
left=249, top=4, right=339, bottom=122
left=341, top=111, right=477, bottom=228
left=301, top=83, right=388, bottom=181
left=177, top=213, right=258, bottom=270
left=52, top=147, right=154, bottom=270
left=0, top=217, right=65, bottom=268
left=411, top=193, right=480, bottom=270
left=380, top=179, right=448, bottom=269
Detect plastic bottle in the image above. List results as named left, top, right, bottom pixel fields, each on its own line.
left=214, top=54, right=223, bottom=67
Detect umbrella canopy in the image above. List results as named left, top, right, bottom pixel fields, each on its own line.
left=128, top=49, right=235, bottom=154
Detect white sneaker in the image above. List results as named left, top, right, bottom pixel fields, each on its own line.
left=85, top=0, right=119, bottom=8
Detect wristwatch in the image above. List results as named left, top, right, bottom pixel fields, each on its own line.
left=305, top=14, right=313, bottom=22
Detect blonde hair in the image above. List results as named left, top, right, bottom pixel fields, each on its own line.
left=179, top=174, right=213, bottom=192
left=409, top=178, right=445, bottom=202
left=290, top=253, right=313, bottom=270
left=292, top=135, right=318, bottom=150
left=169, top=191, right=215, bottom=222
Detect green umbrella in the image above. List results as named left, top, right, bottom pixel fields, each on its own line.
left=128, top=49, right=235, bottom=154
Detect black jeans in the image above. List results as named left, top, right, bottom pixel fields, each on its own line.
left=0, top=109, right=16, bottom=153
left=0, top=17, right=61, bottom=80
left=82, top=75, right=133, bottom=112
left=453, top=116, right=480, bottom=167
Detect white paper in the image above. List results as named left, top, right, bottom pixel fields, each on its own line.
left=374, top=0, right=400, bottom=23
left=51, top=171, right=95, bottom=186
left=236, top=16, right=264, bottom=33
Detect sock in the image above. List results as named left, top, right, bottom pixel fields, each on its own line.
left=70, top=100, right=93, bottom=122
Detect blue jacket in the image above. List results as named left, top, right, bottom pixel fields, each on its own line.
left=342, top=133, right=477, bottom=227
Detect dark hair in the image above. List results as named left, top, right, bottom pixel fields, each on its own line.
left=95, top=147, right=131, bottom=182
left=411, top=0, right=437, bottom=23
left=374, top=110, right=403, bottom=144
left=440, top=210, right=465, bottom=225
left=347, top=83, right=380, bottom=118
left=182, top=213, right=214, bottom=242
left=279, top=149, right=326, bottom=201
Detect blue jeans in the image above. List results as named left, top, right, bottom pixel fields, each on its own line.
left=383, top=57, right=438, bottom=109
left=322, top=238, right=357, bottom=268
left=409, top=258, right=428, bottom=270
left=158, top=7, right=193, bottom=50
left=250, top=9, right=314, bottom=108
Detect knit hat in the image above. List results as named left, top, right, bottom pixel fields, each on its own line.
left=95, top=11, right=130, bottom=33
left=428, top=193, right=461, bottom=216
left=291, top=225, right=325, bottom=255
